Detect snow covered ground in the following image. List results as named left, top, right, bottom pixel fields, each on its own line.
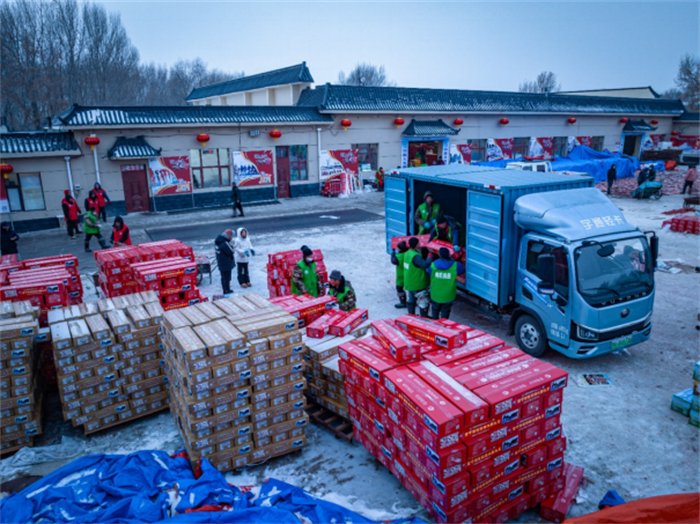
left=3, top=189, right=699, bottom=522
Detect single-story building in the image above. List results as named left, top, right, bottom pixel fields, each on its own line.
left=1, top=62, right=696, bottom=232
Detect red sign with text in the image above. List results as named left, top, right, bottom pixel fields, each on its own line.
left=671, top=135, right=700, bottom=149
left=148, top=157, right=192, bottom=196
left=456, top=144, right=472, bottom=164
left=576, top=136, right=593, bottom=148
left=233, top=150, right=274, bottom=186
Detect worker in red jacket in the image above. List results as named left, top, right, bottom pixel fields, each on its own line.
left=111, top=216, right=132, bottom=246
left=61, top=190, right=81, bottom=239
left=93, top=182, right=111, bottom=222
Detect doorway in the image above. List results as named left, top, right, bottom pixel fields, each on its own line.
left=622, top=135, right=640, bottom=157
left=408, top=141, right=442, bottom=166
left=121, top=164, right=150, bottom=213
left=275, top=146, right=291, bottom=198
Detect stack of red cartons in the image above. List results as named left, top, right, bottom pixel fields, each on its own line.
left=662, top=214, right=700, bottom=234
left=339, top=313, right=578, bottom=523
left=267, top=249, right=327, bottom=298
left=391, top=235, right=430, bottom=250
left=131, top=257, right=202, bottom=310
left=269, top=294, right=337, bottom=328
left=95, top=240, right=194, bottom=298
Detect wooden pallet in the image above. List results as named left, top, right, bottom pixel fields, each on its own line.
left=305, top=401, right=354, bottom=442
left=0, top=439, right=33, bottom=457
left=83, top=405, right=169, bottom=435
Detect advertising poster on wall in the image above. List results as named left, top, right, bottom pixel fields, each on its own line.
left=671, top=135, right=700, bottom=149
left=640, top=134, right=655, bottom=154
left=528, top=137, right=553, bottom=159
left=0, top=178, right=9, bottom=215
left=567, top=136, right=593, bottom=153
left=320, top=149, right=359, bottom=195
left=148, top=157, right=192, bottom=196
left=650, top=134, right=663, bottom=147
left=449, top=143, right=472, bottom=164
left=232, top=150, right=274, bottom=186
left=486, top=138, right=513, bottom=161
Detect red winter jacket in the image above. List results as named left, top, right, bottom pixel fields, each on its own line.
left=61, top=197, right=81, bottom=221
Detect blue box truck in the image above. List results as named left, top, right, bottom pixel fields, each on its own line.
left=385, top=165, right=657, bottom=359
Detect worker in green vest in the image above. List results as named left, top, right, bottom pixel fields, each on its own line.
left=427, top=247, right=465, bottom=319
left=328, top=269, right=356, bottom=311
left=403, top=237, right=432, bottom=317
left=414, top=191, right=441, bottom=235
left=390, top=240, right=409, bottom=309
left=291, top=245, right=323, bottom=297
left=84, top=205, right=108, bottom=253
left=430, top=214, right=463, bottom=253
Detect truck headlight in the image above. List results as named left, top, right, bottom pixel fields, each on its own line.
left=577, top=325, right=599, bottom=341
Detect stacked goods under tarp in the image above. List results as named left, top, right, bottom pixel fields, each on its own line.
left=671, top=361, right=700, bottom=428
left=132, top=256, right=203, bottom=310
left=95, top=240, right=194, bottom=299
left=0, top=301, right=44, bottom=454
left=163, top=293, right=309, bottom=473
left=48, top=290, right=169, bottom=435
left=339, top=314, right=579, bottom=524
left=266, top=249, right=327, bottom=298
left=0, top=255, right=83, bottom=325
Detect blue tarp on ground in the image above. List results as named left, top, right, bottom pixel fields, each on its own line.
left=474, top=145, right=666, bottom=183
left=0, top=450, right=425, bottom=524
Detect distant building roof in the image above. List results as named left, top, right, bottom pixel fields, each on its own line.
left=107, top=137, right=161, bottom=160
left=297, top=84, right=684, bottom=115
left=1, top=131, right=79, bottom=156
left=559, top=86, right=661, bottom=99
left=186, top=62, right=314, bottom=101
left=403, top=119, right=459, bottom=136
left=675, top=111, right=699, bottom=122
left=56, top=104, right=333, bottom=127
left=623, top=120, right=657, bottom=132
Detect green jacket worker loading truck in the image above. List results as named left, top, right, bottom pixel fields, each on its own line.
left=385, top=165, right=658, bottom=359
left=292, top=245, right=324, bottom=297
left=414, top=191, right=441, bottom=234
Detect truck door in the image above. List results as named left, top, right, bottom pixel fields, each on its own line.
left=465, top=191, right=502, bottom=305
left=384, top=176, right=409, bottom=253
left=517, top=238, right=572, bottom=346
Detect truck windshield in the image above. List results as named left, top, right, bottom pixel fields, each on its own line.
left=574, top=237, right=653, bottom=304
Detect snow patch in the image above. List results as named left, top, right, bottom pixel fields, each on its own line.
left=55, top=468, right=96, bottom=488
left=317, top=491, right=415, bottom=521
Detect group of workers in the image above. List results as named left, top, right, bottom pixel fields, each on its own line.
left=290, top=245, right=356, bottom=311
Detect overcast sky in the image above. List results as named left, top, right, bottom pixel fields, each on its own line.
left=103, top=0, right=699, bottom=93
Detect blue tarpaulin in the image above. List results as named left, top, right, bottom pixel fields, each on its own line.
left=0, top=450, right=425, bottom=524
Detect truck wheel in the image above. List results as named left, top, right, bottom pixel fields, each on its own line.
left=515, top=314, right=548, bottom=357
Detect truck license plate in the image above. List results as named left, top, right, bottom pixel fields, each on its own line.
left=611, top=335, right=633, bottom=350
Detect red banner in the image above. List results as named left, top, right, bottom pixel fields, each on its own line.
left=576, top=136, right=593, bottom=148
left=456, top=144, right=472, bottom=164
left=233, top=150, right=274, bottom=186
left=650, top=134, right=663, bottom=147
left=671, top=135, right=700, bottom=149
left=148, top=156, right=192, bottom=196
left=487, top=138, right=513, bottom=161
left=528, top=137, right=553, bottom=159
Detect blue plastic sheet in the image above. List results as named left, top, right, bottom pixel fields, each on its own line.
left=0, top=450, right=425, bottom=524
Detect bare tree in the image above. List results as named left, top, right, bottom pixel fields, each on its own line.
left=675, top=54, right=699, bottom=111
left=338, top=63, right=395, bottom=87
left=518, top=71, right=561, bottom=93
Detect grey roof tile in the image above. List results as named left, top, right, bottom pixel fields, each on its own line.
left=403, top=119, right=459, bottom=136
left=1, top=132, right=79, bottom=154
left=623, top=120, right=656, bottom=132
left=107, top=136, right=162, bottom=159
left=676, top=111, right=699, bottom=122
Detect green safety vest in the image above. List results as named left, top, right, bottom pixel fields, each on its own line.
left=418, top=202, right=441, bottom=234
left=403, top=249, right=429, bottom=291
left=432, top=224, right=453, bottom=244
left=331, top=284, right=355, bottom=310
left=292, top=259, right=318, bottom=297
left=395, top=251, right=406, bottom=287
left=430, top=261, right=458, bottom=304
left=84, top=211, right=100, bottom=235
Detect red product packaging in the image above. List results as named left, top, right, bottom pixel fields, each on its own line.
left=440, top=347, right=524, bottom=378
left=521, top=445, right=547, bottom=468
left=531, top=485, right=550, bottom=505
left=543, top=414, right=561, bottom=436
left=543, top=388, right=564, bottom=409
left=394, top=315, right=467, bottom=349
left=402, top=468, right=430, bottom=509
left=428, top=472, right=470, bottom=511
left=427, top=239, right=455, bottom=258
left=408, top=361, right=489, bottom=425
left=403, top=425, right=466, bottom=481
left=370, top=319, right=421, bottom=362
left=457, top=356, right=536, bottom=390
left=338, top=340, right=399, bottom=390
left=390, top=235, right=429, bottom=250
left=429, top=497, right=471, bottom=524
left=547, top=436, right=567, bottom=457
left=522, top=395, right=543, bottom=419
left=540, top=462, right=584, bottom=523
left=306, top=310, right=344, bottom=338
left=284, top=295, right=337, bottom=320
left=328, top=308, right=369, bottom=336
left=519, top=419, right=542, bottom=445
left=526, top=472, right=548, bottom=493
left=423, top=334, right=505, bottom=367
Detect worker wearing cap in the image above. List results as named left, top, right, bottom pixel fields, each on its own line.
left=403, top=237, right=432, bottom=316
left=390, top=240, right=409, bottom=309
left=328, top=269, right=356, bottom=311
left=430, top=214, right=462, bottom=255
left=427, top=247, right=465, bottom=319
left=292, top=245, right=323, bottom=297
left=414, top=191, right=441, bottom=235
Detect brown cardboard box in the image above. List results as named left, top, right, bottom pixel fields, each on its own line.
left=85, top=314, right=111, bottom=340
left=211, top=298, right=247, bottom=317
left=235, top=316, right=298, bottom=341
left=106, top=310, right=132, bottom=334
left=195, top=302, right=226, bottom=321
left=126, top=305, right=151, bottom=329
left=162, top=309, right=192, bottom=331
left=172, top=327, right=207, bottom=362
left=179, top=307, right=211, bottom=326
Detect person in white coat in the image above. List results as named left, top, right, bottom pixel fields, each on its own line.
left=234, top=227, right=255, bottom=288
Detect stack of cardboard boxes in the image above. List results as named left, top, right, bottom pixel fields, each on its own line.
left=48, top=290, right=170, bottom=434
left=95, top=240, right=194, bottom=299
left=132, top=257, right=203, bottom=310
left=672, top=361, right=700, bottom=428
left=338, top=314, right=579, bottom=524
left=163, top=294, right=310, bottom=473
left=0, top=300, right=44, bottom=453
left=266, top=249, right=328, bottom=298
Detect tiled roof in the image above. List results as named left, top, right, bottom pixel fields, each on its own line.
left=186, top=62, right=314, bottom=101
left=1, top=132, right=79, bottom=155
left=403, top=119, right=459, bottom=136
left=297, top=84, right=685, bottom=115
left=56, top=104, right=333, bottom=127
left=623, top=120, right=656, bottom=132
left=675, top=111, right=699, bottom=122
left=107, top=137, right=161, bottom=159
left=296, top=87, right=326, bottom=108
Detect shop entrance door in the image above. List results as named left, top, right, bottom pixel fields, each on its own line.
left=408, top=141, right=441, bottom=166
left=121, top=165, right=150, bottom=213
left=275, top=146, right=291, bottom=198
left=623, top=135, right=640, bottom=157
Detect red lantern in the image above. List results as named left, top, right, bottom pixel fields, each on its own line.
left=650, top=119, right=659, bottom=125
left=619, top=118, right=629, bottom=124
left=269, top=129, right=282, bottom=142
left=340, top=119, right=352, bottom=130
left=196, top=133, right=210, bottom=147
left=84, top=135, right=100, bottom=151
left=453, top=118, right=464, bottom=128
left=0, top=164, right=13, bottom=176
left=567, top=117, right=577, bottom=124
left=394, top=117, right=405, bottom=129
left=499, top=118, right=510, bottom=126
left=671, top=131, right=679, bottom=136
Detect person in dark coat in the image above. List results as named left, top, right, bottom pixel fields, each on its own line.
left=1, top=222, right=19, bottom=256
left=231, top=182, right=244, bottom=217
left=61, top=190, right=81, bottom=239
left=607, top=164, right=617, bottom=195
left=215, top=229, right=235, bottom=295
left=328, top=269, right=356, bottom=312
left=93, top=182, right=111, bottom=222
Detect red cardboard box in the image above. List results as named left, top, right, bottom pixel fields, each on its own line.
left=394, top=315, right=467, bottom=349
left=306, top=310, right=344, bottom=338
left=547, top=436, right=567, bottom=457
left=371, top=319, right=421, bottom=363
left=329, top=308, right=368, bottom=336
left=423, top=334, right=505, bottom=367
left=457, top=356, right=536, bottom=390
left=390, top=235, right=429, bottom=250
left=540, top=462, right=584, bottom=523
left=428, top=472, right=470, bottom=510
left=338, top=341, right=399, bottom=389
left=521, top=445, right=547, bottom=468
left=440, top=347, right=524, bottom=378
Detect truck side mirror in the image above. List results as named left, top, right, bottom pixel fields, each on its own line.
left=650, top=234, right=659, bottom=269
left=536, top=254, right=555, bottom=295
